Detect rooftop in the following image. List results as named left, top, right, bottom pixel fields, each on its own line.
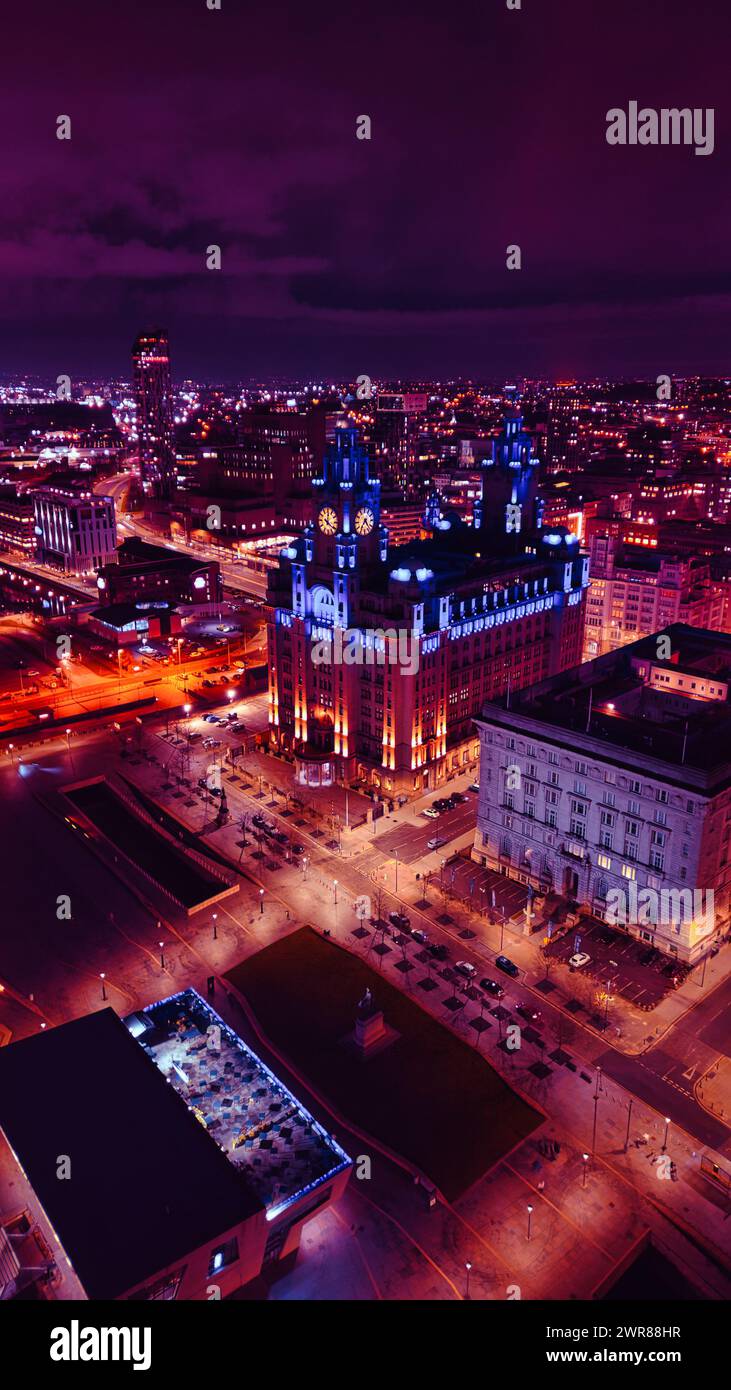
left=484, top=625, right=731, bottom=775
left=0, top=994, right=349, bottom=1299
left=0, top=1008, right=258, bottom=1300
left=135, top=989, right=350, bottom=1221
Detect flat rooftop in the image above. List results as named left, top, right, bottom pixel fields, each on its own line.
left=0, top=1008, right=258, bottom=1300
left=491, top=625, right=731, bottom=774
left=136, top=989, right=350, bottom=1220
left=0, top=995, right=349, bottom=1300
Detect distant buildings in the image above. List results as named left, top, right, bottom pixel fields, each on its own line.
left=32, top=479, right=116, bottom=574
left=266, top=416, right=588, bottom=796
left=97, top=537, right=221, bottom=609
left=473, top=625, right=731, bottom=962
left=132, top=328, right=175, bottom=498
left=584, top=527, right=726, bottom=660
left=0, top=487, right=34, bottom=556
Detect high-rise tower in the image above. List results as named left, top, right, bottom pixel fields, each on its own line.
left=132, top=329, right=175, bottom=498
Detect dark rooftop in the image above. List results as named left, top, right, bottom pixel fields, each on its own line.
left=488, top=625, right=731, bottom=775
left=0, top=1009, right=260, bottom=1299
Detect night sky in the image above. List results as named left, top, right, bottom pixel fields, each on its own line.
left=0, top=0, right=729, bottom=381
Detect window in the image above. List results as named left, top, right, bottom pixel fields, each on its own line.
left=629, top=779, right=642, bottom=794
left=649, top=849, right=665, bottom=871
left=621, top=863, right=636, bottom=881
left=208, top=1238, right=239, bottom=1277
left=569, top=816, right=585, bottom=839
left=575, top=760, right=588, bottom=775
left=656, top=788, right=668, bottom=803
left=548, top=770, right=559, bottom=786
left=545, top=808, right=557, bottom=828
left=597, top=852, right=612, bottom=870
left=625, top=819, right=640, bottom=838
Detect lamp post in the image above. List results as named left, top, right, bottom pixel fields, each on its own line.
left=662, top=1116, right=671, bottom=1152
left=100, top=972, right=107, bottom=1001
left=623, top=1098, right=633, bottom=1153
left=526, top=1204, right=534, bottom=1241
left=464, top=1261, right=472, bottom=1300
left=394, top=850, right=399, bottom=894
left=259, top=889, right=264, bottom=915
left=212, top=912, right=218, bottom=941
left=582, top=1152, right=589, bottom=1188
left=591, top=1065, right=602, bottom=1161
left=333, top=879, right=339, bottom=934
left=159, top=941, right=166, bottom=970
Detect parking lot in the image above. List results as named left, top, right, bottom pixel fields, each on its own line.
left=545, top=917, right=686, bottom=1009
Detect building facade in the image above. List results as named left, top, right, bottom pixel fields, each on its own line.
left=473, top=626, right=731, bottom=962
left=97, top=537, right=221, bottom=608
left=266, top=417, right=589, bottom=796
left=584, top=527, right=726, bottom=660
left=32, top=481, right=116, bottom=574
left=132, top=328, right=175, bottom=498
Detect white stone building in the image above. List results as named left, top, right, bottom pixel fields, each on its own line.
left=473, top=625, right=731, bottom=963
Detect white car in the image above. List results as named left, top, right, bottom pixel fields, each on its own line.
left=455, top=960, right=476, bottom=979
left=569, top=952, right=591, bottom=969
left=422, top=807, right=440, bottom=820
left=427, top=835, right=447, bottom=850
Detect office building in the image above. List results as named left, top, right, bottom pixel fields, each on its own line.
left=266, top=416, right=588, bottom=796
left=132, top=328, right=175, bottom=498
left=473, top=625, right=731, bottom=962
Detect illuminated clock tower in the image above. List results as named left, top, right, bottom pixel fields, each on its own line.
left=311, top=426, right=385, bottom=570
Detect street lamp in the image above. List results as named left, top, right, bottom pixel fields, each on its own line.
left=212, top=912, right=218, bottom=940
left=464, top=1261, right=472, bottom=1300
left=662, top=1117, right=671, bottom=1151
left=159, top=941, right=166, bottom=969
left=526, top=1204, right=534, bottom=1241
left=591, top=1065, right=602, bottom=1160
left=333, top=879, right=338, bottom=934
left=582, top=1152, right=589, bottom=1188
left=100, top=972, right=107, bottom=1001
left=394, top=849, right=399, bottom=894
left=259, top=888, right=264, bottom=915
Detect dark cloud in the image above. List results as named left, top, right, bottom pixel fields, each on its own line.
left=0, top=0, right=729, bottom=378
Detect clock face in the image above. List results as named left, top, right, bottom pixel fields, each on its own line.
left=354, top=506, right=375, bottom=536
left=318, top=506, right=338, bottom=536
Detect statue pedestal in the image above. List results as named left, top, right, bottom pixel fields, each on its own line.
left=343, top=1007, right=399, bottom=1061
left=355, top=1009, right=387, bottom=1050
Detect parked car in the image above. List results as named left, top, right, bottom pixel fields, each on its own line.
left=290, top=842, right=305, bottom=855
left=252, top=813, right=268, bottom=829
left=427, top=836, right=447, bottom=850
left=479, top=977, right=504, bottom=998
left=428, top=942, right=449, bottom=961
left=433, top=798, right=451, bottom=812
left=468, top=781, right=480, bottom=793
left=516, top=1001, right=541, bottom=1022
left=422, top=806, right=440, bottom=820
left=569, top=952, right=591, bottom=969
left=412, top=928, right=430, bottom=945
left=455, top=960, right=476, bottom=979
left=449, top=791, right=468, bottom=805
left=389, top=911, right=411, bottom=932
left=495, top=954, right=519, bottom=978
left=273, top=830, right=288, bottom=844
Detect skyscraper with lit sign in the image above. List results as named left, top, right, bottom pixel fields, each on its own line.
left=132, top=328, right=175, bottom=498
